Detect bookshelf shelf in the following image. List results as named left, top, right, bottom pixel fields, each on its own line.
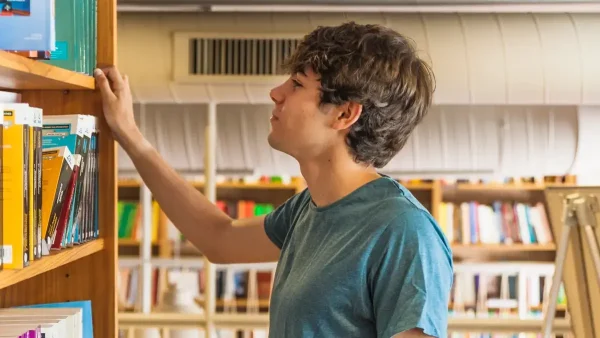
left=118, top=179, right=298, bottom=191
left=0, top=51, right=95, bottom=91
left=0, top=0, right=117, bottom=336
left=118, top=239, right=158, bottom=246
left=452, top=183, right=546, bottom=191
left=0, top=239, right=105, bottom=290
left=119, top=312, right=572, bottom=334
left=452, top=243, right=556, bottom=252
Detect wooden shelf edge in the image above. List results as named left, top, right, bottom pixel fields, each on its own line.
left=118, top=239, right=159, bottom=246
left=0, top=239, right=105, bottom=289
left=118, top=179, right=298, bottom=190
left=0, top=50, right=95, bottom=90
left=451, top=243, right=556, bottom=252
left=449, top=183, right=546, bottom=191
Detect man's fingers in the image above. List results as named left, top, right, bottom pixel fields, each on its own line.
left=94, top=68, right=116, bottom=101
left=123, top=74, right=130, bottom=89
left=101, top=66, right=125, bottom=91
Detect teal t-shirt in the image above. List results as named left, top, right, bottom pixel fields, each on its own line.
left=264, top=176, right=453, bottom=338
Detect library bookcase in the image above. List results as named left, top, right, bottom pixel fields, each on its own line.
left=0, top=0, right=118, bottom=337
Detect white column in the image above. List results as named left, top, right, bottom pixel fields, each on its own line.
left=140, top=183, right=153, bottom=313
left=135, top=104, right=161, bottom=338
left=204, top=102, right=218, bottom=337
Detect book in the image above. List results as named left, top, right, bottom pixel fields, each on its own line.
left=27, top=107, right=42, bottom=261
left=17, top=300, right=92, bottom=338
left=31, top=107, right=42, bottom=259
left=42, top=115, right=85, bottom=249
left=41, top=146, right=74, bottom=255
left=0, top=106, right=3, bottom=270
left=0, top=103, right=31, bottom=269
left=0, top=0, right=55, bottom=52
left=0, top=304, right=88, bottom=337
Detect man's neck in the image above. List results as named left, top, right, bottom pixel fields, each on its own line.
left=299, top=150, right=382, bottom=208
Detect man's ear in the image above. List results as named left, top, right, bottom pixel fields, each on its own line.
left=332, top=101, right=362, bottom=130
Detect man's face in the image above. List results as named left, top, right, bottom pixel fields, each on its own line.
left=267, top=68, right=339, bottom=161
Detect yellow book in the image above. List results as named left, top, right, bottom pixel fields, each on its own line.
left=41, top=146, right=74, bottom=254
left=0, top=109, right=3, bottom=270
left=29, top=107, right=43, bottom=260
left=1, top=103, right=31, bottom=269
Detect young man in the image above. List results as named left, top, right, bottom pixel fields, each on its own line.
left=95, top=22, right=453, bottom=338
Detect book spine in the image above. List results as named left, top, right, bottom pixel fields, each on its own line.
left=35, top=116, right=43, bottom=259
left=71, top=131, right=90, bottom=244
left=51, top=169, right=76, bottom=250
left=22, top=123, right=30, bottom=266
left=62, top=133, right=83, bottom=247
left=0, top=117, right=3, bottom=268
left=44, top=155, right=73, bottom=250
left=93, top=127, right=99, bottom=237
left=28, top=112, right=36, bottom=261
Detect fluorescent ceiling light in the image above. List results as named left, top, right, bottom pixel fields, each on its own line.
left=210, top=3, right=600, bottom=13
left=117, top=4, right=208, bottom=12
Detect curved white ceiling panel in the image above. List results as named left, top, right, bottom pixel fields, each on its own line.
left=570, top=106, right=600, bottom=180
left=118, top=104, right=582, bottom=179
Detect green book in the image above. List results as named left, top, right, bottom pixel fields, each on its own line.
left=43, top=0, right=78, bottom=72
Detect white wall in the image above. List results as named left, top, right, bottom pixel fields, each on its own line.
left=115, top=12, right=599, bottom=180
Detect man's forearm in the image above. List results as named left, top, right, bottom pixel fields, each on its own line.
left=119, top=129, right=232, bottom=260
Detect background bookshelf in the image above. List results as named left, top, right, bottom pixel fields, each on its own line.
left=116, top=176, right=573, bottom=337
left=0, top=0, right=118, bottom=337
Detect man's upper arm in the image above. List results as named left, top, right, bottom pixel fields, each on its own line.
left=370, top=209, right=454, bottom=338
left=218, top=189, right=308, bottom=264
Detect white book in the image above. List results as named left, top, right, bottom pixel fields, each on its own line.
left=0, top=316, right=70, bottom=338
left=0, top=308, right=81, bottom=338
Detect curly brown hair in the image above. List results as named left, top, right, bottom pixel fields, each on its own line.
left=281, top=21, right=435, bottom=168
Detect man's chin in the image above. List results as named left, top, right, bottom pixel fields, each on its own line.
left=267, top=134, right=288, bottom=154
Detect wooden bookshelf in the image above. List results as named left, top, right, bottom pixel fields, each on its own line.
left=0, top=50, right=95, bottom=90
left=0, top=0, right=118, bottom=337
left=0, top=240, right=105, bottom=290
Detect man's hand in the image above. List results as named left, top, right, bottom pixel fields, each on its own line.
left=93, top=66, right=139, bottom=145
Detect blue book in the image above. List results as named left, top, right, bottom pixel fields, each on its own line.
left=0, top=0, right=55, bottom=51
left=16, top=300, right=94, bottom=338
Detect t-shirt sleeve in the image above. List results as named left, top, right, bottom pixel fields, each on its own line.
left=369, top=209, right=454, bottom=338
left=264, top=188, right=308, bottom=249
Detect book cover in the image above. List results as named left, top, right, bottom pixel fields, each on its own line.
left=32, top=107, right=42, bottom=259
left=68, top=115, right=92, bottom=245
left=42, top=115, right=84, bottom=248
left=89, top=116, right=99, bottom=239
left=43, top=0, right=77, bottom=72
left=41, top=146, right=74, bottom=255
left=0, top=0, right=55, bottom=52
left=27, top=106, right=35, bottom=261
left=0, top=103, right=30, bottom=269
left=0, top=109, right=3, bottom=270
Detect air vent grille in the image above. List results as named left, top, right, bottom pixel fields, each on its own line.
left=189, top=38, right=302, bottom=76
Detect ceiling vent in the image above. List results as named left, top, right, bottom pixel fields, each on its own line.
left=173, top=33, right=302, bottom=82
left=188, top=37, right=301, bottom=76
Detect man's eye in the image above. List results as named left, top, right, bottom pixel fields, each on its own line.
left=292, top=79, right=302, bottom=88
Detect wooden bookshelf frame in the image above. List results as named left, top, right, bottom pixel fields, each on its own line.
left=116, top=178, right=566, bottom=262
left=0, top=0, right=118, bottom=337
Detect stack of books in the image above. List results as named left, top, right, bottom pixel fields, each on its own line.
left=0, top=103, right=100, bottom=270
left=0, top=0, right=97, bottom=75
left=0, top=300, right=93, bottom=337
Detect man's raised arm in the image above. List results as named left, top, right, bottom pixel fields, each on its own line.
left=94, top=66, right=280, bottom=264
